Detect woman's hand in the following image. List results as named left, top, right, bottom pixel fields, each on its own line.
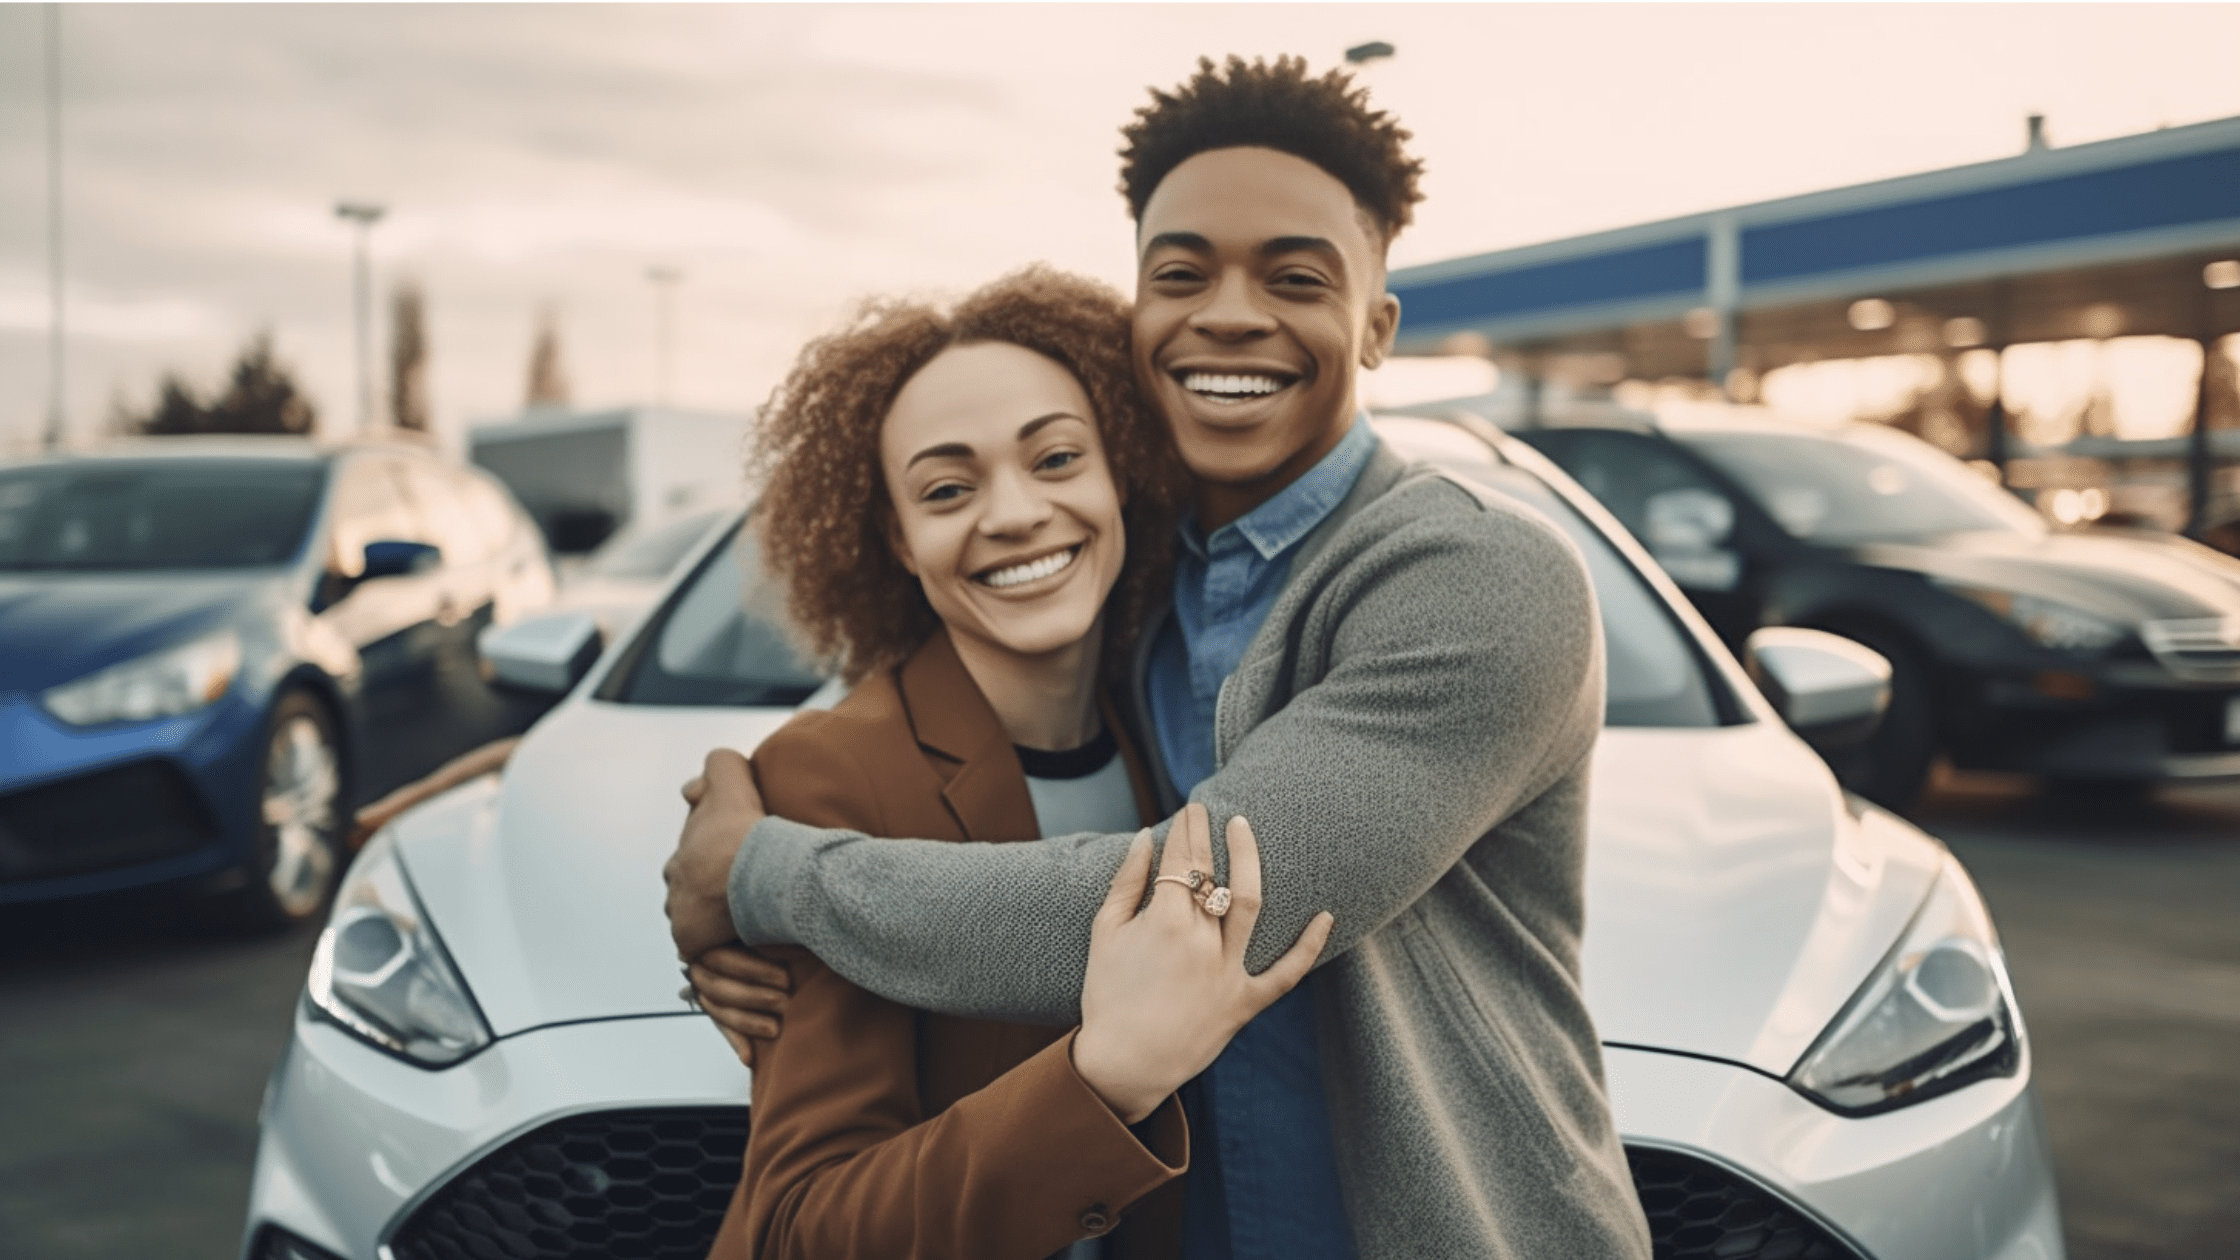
left=1072, top=803, right=1334, bottom=1124
left=686, top=944, right=793, bottom=1067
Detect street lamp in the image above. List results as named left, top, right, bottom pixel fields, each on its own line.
left=334, top=200, right=386, bottom=433
left=647, top=266, right=682, bottom=408
left=43, top=3, right=65, bottom=451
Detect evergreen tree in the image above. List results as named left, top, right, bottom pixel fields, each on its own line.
left=390, top=277, right=432, bottom=431
left=525, top=306, right=571, bottom=409
left=128, top=332, right=318, bottom=435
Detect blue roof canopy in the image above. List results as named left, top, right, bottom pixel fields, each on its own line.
left=1389, top=114, right=2240, bottom=357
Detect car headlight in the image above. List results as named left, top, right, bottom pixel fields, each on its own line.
left=1938, top=581, right=2127, bottom=655
left=305, top=829, right=491, bottom=1067
left=41, top=629, right=242, bottom=726
left=1789, top=858, right=2023, bottom=1115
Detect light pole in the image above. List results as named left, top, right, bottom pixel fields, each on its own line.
left=43, top=3, right=64, bottom=451
left=334, top=201, right=386, bottom=433
left=647, top=266, right=681, bottom=408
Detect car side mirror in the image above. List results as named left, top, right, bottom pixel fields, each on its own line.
left=479, top=610, right=603, bottom=695
left=361, top=539, right=442, bottom=581
left=1745, top=627, right=1891, bottom=752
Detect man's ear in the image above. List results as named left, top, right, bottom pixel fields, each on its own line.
left=880, top=508, right=918, bottom=577
left=1360, top=292, right=1401, bottom=370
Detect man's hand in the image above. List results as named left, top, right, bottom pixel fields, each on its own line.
left=685, top=944, right=793, bottom=1067
left=664, top=748, right=767, bottom=962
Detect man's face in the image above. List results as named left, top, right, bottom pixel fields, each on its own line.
left=1133, top=146, right=1400, bottom=518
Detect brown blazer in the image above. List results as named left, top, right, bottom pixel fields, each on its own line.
left=707, top=630, right=1188, bottom=1260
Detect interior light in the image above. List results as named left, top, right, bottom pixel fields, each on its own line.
left=2206, top=260, right=2240, bottom=291
left=1848, top=299, right=1896, bottom=332
left=1943, top=317, right=1987, bottom=348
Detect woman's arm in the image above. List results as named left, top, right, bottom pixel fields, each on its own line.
left=716, top=717, right=1188, bottom=1260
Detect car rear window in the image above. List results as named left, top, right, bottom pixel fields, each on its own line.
left=0, top=460, right=326, bottom=571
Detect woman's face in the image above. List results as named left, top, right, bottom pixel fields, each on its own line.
left=881, top=341, right=1127, bottom=662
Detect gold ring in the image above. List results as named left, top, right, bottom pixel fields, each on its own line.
left=1151, top=870, right=1207, bottom=894
left=1199, top=886, right=1233, bottom=917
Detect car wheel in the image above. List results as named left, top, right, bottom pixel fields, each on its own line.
left=216, top=690, right=348, bottom=931
left=1821, top=629, right=1936, bottom=811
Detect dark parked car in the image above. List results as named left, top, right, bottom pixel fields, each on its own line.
left=1504, top=413, right=2240, bottom=806
left=0, top=436, right=556, bottom=927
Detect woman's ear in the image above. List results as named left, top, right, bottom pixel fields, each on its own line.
left=880, top=508, right=918, bottom=577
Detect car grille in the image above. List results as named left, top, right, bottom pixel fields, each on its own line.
left=0, top=759, right=219, bottom=884
left=2143, top=616, right=2240, bottom=682
left=387, top=1108, right=752, bottom=1260
left=1629, top=1146, right=1867, bottom=1260
left=389, top=1110, right=1866, bottom=1260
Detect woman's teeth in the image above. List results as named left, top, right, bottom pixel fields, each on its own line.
left=1183, top=372, right=1285, bottom=401
left=981, top=546, right=1079, bottom=589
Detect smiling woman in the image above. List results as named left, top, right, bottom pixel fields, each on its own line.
left=689, top=267, right=1332, bottom=1260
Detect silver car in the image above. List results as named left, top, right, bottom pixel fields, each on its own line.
left=243, top=416, right=2062, bottom=1260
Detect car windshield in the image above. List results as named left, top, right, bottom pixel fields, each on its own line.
left=608, top=435, right=1731, bottom=727
left=580, top=510, right=727, bottom=580
left=0, top=459, right=327, bottom=571
left=1675, top=426, right=2046, bottom=545
left=1395, top=441, right=1728, bottom=729
left=600, top=523, right=826, bottom=707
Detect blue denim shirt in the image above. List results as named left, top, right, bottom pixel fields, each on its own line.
left=1147, top=417, right=1375, bottom=1260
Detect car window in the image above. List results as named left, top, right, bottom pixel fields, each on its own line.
left=1383, top=425, right=1725, bottom=728
left=599, top=523, right=825, bottom=707
left=0, top=460, right=325, bottom=571
left=394, top=459, right=493, bottom=566
left=1675, top=426, right=2044, bottom=545
left=583, top=510, right=727, bottom=581
left=329, top=458, right=432, bottom=571
left=1524, top=430, right=1744, bottom=593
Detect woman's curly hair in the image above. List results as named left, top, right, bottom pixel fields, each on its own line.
left=749, top=266, right=1185, bottom=684
left=1119, top=55, right=1426, bottom=244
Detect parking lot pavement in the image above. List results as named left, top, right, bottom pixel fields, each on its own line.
left=0, top=769, right=2234, bottom=1260
left=1919, top=771, right=2240, bottom=1260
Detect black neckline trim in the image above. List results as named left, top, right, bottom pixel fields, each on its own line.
left=1016, top=725, right=1118, bottom=780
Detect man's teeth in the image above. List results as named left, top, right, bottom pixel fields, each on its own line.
left=1183, top=372, right=1285, bottom=398
left=981, top=547, right=1078, bottom=589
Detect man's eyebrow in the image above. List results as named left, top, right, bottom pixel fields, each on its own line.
left=1142, top=231, right=1211, bottom=257
left=1261, top=235, right=1343, bottom=265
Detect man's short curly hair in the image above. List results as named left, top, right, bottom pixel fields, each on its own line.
left=1118, top=55, right=1425, bottom=244
left=749, top=266, right=1184, bottom=684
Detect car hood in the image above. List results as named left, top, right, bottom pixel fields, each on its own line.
left=400, top=701, right=1944, bottom=1077
left=1852, top=528, right=2240, bottom=624
left=0, top=570, right=278, bottom=693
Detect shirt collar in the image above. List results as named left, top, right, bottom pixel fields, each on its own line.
left=1183, top=414, right=1378, bottom=562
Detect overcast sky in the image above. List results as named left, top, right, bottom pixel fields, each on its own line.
left=5, top=3, right=2240, bottom=455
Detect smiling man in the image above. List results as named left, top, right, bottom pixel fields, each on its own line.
left=670, top=56, right=1652, bottom=1258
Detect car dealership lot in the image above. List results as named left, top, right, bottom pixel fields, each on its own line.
left=0, top=771, right=2231, bottom=1260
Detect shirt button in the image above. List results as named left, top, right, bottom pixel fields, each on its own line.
left=1079, top=1205, right=1113, bottom=1234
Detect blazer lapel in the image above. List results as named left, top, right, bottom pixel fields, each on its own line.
left=897, top=631, right=1042, bottom=844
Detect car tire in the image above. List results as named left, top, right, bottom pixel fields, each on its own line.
left=1820, top=628, right=1937, bottom=811
left=212, top=689, right=349, bottom=932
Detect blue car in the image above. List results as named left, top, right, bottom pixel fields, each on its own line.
left=0, top=436, right=556, bottom=928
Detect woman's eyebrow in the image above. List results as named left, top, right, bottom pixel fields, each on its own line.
left=905, top=442, right=973, bottom=470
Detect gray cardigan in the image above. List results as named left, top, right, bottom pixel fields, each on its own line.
left=729, top=442, right=1654, bottom=1258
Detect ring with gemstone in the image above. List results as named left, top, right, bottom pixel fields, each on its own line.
left=1152, top=870, right=1208, bottom=894
left=1198, top=886, right=1233, bottom=917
